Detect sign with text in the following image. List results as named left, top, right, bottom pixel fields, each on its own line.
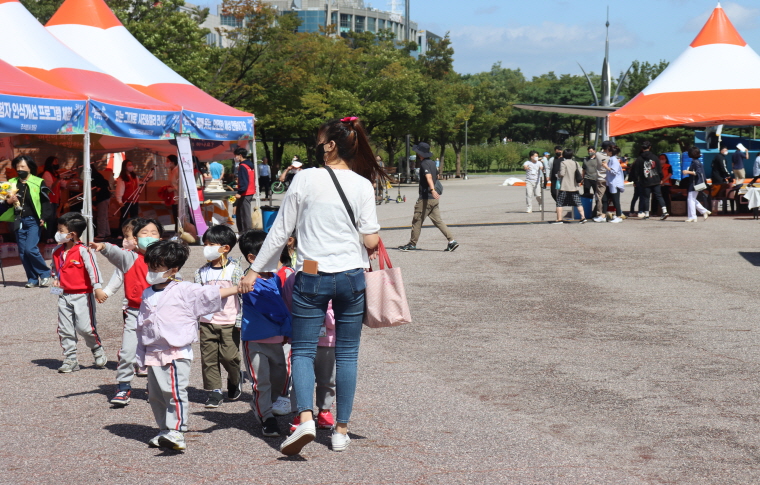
left=0, top=95, right=85, bottom=135
left=182, top=110, right=252, bottom=141
left=88, top=101, right=180, bottom=139
left=176, top=134, right=208, bottom=238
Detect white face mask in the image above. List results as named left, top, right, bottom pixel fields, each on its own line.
left=146, top=271, right=169, bottom=285
left=122, top=238, right=136, bottom=251
left=54, top=232, right=71, bottom=244
left=203, top=245, right=223, bottom=261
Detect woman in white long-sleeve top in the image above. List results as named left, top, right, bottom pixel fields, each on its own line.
left=238, top=117, right=386, bottom=455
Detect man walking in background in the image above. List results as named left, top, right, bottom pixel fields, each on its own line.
left=732, top=144, right=749, bottom=187
left=399, top=142, right=458, bottom=253
left=592, top=141, right=610, bottom=222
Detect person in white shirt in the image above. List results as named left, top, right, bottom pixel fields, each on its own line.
left=239, top=117, right=383, bottom=456
left=523, top=151, right=543, bottom=213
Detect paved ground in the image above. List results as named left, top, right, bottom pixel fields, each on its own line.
left=2, top=175, right=760, bottom=484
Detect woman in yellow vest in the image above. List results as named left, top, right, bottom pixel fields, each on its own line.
left=0, top=156, right=54, bottom=288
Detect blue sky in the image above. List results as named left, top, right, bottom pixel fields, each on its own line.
left=415, top=0, right=760, bottom=78
left=200, top=1, right=760, bottom=79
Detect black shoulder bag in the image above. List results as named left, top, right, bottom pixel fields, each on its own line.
left=324, top=166, right=357, bottom=228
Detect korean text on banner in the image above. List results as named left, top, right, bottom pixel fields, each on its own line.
left=176, top=134, right=208, bottom=238
left=0, top=95, right=86, bottom=135
left=88, top=101, right=180, bottom=139
left=182, top=110, right=253, bottom=141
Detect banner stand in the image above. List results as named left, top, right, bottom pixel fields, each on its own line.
left=175, top=134, right=208, bottom=241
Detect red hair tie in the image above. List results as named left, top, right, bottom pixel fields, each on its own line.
left=341, top=116, right=358, bottom=123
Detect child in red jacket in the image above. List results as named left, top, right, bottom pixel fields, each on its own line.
left=51, top=212, right=106, bottom=373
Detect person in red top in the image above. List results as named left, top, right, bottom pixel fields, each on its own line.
left=51, top=212, right=107, bottom=374
left=90, top=217, right=164, bottom=406
left=234, top=147, right=257, bottom=234
left=116, top=160, right=141, bottom=230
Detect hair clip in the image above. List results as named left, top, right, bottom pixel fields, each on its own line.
left=341, top=116, right=358, bottom=123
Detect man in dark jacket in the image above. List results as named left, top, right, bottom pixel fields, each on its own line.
left=234, top=147, right=256, bottom=233
left=548, top=145, right=563, bottom=202
left=635, top=141, right=669, bottom=220
left=712, top=146, right=730, bottom=184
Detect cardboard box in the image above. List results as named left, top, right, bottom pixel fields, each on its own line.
left=670, top=200, right=687, bottom=216
left=0, top=243, right=18, bottom=259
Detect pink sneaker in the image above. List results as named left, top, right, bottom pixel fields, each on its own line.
left=317, top=410, right=334, bottom=429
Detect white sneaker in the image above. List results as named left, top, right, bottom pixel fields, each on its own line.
left=331, top=430, right=351, bottom=452
left=685, top=218, right=697, bottom=222
left=272, top=396, right=292, bottom=416
left=703, top=211, right=711, bottom=220
left=637, top=212, right=645, bottom=218
left=148, top=430, right=168, bottom=448
left=593, top=216, right=606, bottom=223
left=610, top=217, right=622, bottom=223
left=526, top=208, right=532, bottom=213
left=158, top=430, right=186, bottom=451
left=280, top=419, right=316, bottom=456
left=92, top=347, right=107, bottom=368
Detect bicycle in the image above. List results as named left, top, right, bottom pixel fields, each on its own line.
left=271, top=179, right=289, bottom=194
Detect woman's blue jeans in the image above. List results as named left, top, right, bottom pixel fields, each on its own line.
left=291, top=268, right=365, bottom=424
left=17, top=216, right=51, bottom=285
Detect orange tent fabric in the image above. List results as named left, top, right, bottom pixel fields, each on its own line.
left=609, top=4, right=760, bottom=137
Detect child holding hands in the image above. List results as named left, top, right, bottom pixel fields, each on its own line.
left=136, top=240, right=238, bottom=451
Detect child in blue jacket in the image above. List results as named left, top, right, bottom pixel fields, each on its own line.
left=238, top=230, right=292, bottom=438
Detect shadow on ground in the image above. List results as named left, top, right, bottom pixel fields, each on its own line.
left=738, top=252, right=760, bottom=266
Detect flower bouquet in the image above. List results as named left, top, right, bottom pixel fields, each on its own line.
left=0, top=181, right=20, bottom=208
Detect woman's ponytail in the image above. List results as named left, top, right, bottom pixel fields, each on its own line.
left=319, top=117, right=387, bottom=183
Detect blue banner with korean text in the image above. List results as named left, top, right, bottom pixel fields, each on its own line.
left=181, top=110, right=253, bottom=141
left=88, top=101, right=180, bottom=140
left=0, top=95, right=86, bottom=135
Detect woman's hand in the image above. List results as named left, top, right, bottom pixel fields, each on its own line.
left=6, top=194, right=18, bottom=205
left=239, top=270, right=259, bottom=293
left=367, top=245, right=378, bottom=261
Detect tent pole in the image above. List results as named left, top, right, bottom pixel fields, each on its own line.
left=250, top=119, right=259, bottom=209
left=83, top=127, right=93, bottom=244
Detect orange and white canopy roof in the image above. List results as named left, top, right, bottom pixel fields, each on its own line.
left=0, top=0, right=178, bottom=113
left=46, top=0, right=253, bottom=140
left=610, top=4, right=760, bottom=137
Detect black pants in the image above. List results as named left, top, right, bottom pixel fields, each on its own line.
left=119, top=202, right=139, bottom=230
left=602, top=190, right=622, bottom=217
left=640, top=185, right=667, bottom=213
left=630, top=185, right=640, bottom=213
left=582, top=179, right=596, bottom=197
left=259, top=176, right=271, bottom=199
left=662, top=186, right=671, bottom=212
left=235, top=194, right=253, bottom=233
left=550, top=177, right=558, bottom=202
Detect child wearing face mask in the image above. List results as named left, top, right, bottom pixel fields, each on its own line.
left=136, top=240, right=238, bottom=451
left=50, top=212, right=107, bottom=374
left=89, top=218, right=164, bottom=407
left=193, top=225, right=244, bottom=408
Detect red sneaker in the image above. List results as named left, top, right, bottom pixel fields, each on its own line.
left=289, top=416, right=300, bottom=435
left=317, top=410, right=334, bottom=429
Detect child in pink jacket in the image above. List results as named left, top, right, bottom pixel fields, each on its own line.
left=135, top=240, right=239, bottom=452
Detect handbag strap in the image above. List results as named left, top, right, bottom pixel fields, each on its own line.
left=324, top=165, right=357, bottom=228
left=367, top=239, right=393, bottom=272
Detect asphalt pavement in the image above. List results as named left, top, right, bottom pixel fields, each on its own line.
left=1, top=175, right=759, bottom=484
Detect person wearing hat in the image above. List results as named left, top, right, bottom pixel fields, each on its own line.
left=398, top=142, right=458, bottom=252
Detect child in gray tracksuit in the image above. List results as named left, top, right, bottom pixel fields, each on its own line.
left=51, top=212, right=106, bottom=373
left=91, top=218, right=164, bottom=407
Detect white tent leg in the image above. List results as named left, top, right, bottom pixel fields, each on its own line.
left=82, top=129, right=93, bottom=244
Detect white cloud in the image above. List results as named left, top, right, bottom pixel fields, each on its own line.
left=683, top=2, right=760, bottom=32
left=449, top=21, right=638, bottom=77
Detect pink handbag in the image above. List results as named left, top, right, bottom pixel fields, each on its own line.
left=363, top=239, right=412, bottom=328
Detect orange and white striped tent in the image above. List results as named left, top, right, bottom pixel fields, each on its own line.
left=609, top=3, right=760, bottom=137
